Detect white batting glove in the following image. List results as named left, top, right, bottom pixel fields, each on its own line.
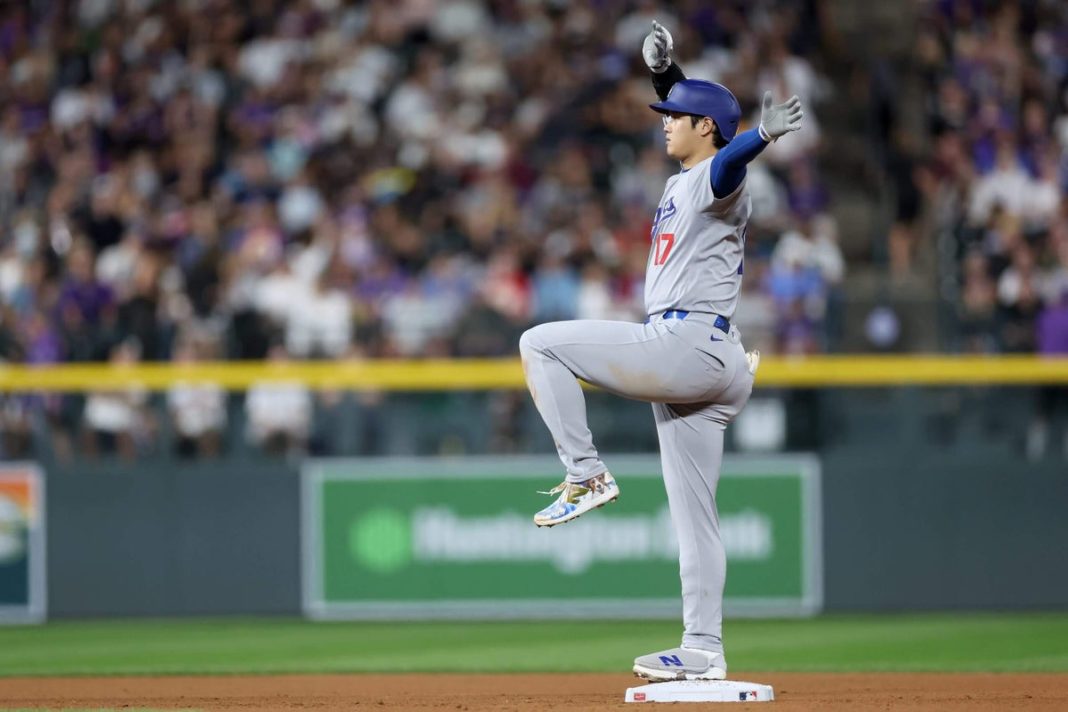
left=758, top=91, right=804, bottom=142
left=642, top=21, right=674, bottom=74
left=746, top=349, right=761, bottom=376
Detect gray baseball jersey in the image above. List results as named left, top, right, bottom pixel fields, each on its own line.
left=645, top=156, right=751, bottom=319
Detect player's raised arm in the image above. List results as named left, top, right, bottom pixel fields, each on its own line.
left=709, top=91, right=805, bottom=198
left=643, top=21, right=686, bottom=100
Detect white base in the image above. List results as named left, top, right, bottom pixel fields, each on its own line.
left=625, top=679, right=775, bottom=703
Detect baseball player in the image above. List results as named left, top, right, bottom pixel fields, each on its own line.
left=518, top=22, right=803, bottom=681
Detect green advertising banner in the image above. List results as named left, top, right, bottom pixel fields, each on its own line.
left=0, top=463, right=46, bottom=624
left=302, top=455, right=821, bottom=619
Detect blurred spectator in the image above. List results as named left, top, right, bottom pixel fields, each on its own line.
left=996, top=245, right=1044, bottom=353
left=286, top=266, right=354, bottom=359
left=531, top=254, right=579, bottom=323
left=245, top=342, right=312, bottom=456
left=1027, top=286, right=1068, bottom=462
left=1037, top=287, right=1068, bottom=360
left=575, top=262, right=638, bottom=322
left=56, top=242, right=114, bottom=361
left=81, top=338, right=152, bottom=460
left=732, top=260, right=777, bottom=355
left=785, top=160, right=829, bottom=221
left=885, top=131, right=924, bottom=277
left=167, top=333, right=227, bottom=459
left=380, top=277, right=452, bottom=357
left=957, top=250, right=998, bottom=353
left=967, top=141, right=1034, bottom=227
left=772, top=214, right=845, bottom=288
left=765, top=214, right=844, bottom=353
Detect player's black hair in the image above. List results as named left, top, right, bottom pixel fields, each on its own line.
left=712, top=124, right=728, bottom=149
left=689, top=116, right=729, bottom=149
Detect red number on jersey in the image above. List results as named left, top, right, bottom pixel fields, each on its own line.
left=653, top=232, right=675, bottom=266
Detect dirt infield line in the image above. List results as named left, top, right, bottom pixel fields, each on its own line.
left=2, top=672, right=1067, bottom=710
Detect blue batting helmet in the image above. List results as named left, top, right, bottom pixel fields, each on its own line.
left=649, top=79, right=741, bottom=142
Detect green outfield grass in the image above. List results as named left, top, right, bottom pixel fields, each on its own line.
left=1, top=613, right=1066, bottom=676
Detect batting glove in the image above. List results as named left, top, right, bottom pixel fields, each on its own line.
left=758, top=91, right=804, bottom=142
left=642, top=21, right=674, bottom=74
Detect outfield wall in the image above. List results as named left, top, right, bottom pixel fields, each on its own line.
left=39, top=450, right=1068, bottom=618
left=47, top=461, right=299, bottom=617
left=822, top=450, right=1068, bottom=611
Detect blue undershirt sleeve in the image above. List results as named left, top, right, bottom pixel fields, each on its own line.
left=710, top=128, right=769, bottom=198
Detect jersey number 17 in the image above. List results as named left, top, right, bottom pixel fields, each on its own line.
left=653, top=232, right=675, bottom=266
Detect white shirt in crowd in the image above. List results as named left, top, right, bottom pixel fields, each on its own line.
left=84, top=389, right=147, bottom=434
left=967, top=162, right=1034, bottom=225
left=245, top=381, right=312, bottom=444
left=771, top=217, right=845, bottom=285
left=167, top=382, right=227, bottom=438
left=286, top=287, right=353, bottom=358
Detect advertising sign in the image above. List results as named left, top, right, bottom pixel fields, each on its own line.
left=303, top=455, right=820, bottom=619
left=0, top=463, right=46, bottom=623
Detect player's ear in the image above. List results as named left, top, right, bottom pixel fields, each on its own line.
left=703, top=117, right=716, bottom=138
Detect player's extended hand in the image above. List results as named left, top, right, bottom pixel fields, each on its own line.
left=642, top=21, right=674, bottom=74
left=758, top=91, right=804, bottom=142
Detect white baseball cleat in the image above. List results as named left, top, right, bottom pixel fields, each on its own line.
left=533, top=472, right=619, bottom=528
left=633, top=647, right=727, bottom=682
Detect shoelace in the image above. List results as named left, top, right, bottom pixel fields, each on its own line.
left=537, top=480, right=590, bottom=502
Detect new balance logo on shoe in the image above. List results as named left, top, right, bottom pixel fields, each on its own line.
left=634, top=647, right=727, bottom=682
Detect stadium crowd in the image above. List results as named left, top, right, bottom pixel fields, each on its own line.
left=911, top=0, right=1067, bottom=354
left=0, top=0, right=1063, bottom=459
left=912, top=0, right=1068, bottom=458
left=0, top=0, right=838, bottom=458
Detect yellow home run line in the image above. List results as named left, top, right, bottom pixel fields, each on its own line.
left=0, top=356, right=1066, bottom=391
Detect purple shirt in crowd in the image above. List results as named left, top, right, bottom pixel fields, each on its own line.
left=57, top=280, right=114, bottom=324
left=1037, top=301, right=1068, bottom=355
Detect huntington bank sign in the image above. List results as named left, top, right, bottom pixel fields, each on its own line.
left=302, top=455, right=821, bottom=620
left=351, top=505, right=774, bottom=575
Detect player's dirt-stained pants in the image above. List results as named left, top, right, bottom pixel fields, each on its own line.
left=518, top=311, right=754, bottom=659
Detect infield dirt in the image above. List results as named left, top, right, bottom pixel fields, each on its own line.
left=2, top=672, right=1067, bottom=710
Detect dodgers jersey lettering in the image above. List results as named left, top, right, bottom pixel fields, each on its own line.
left=645, top=154, right=751, bottom=319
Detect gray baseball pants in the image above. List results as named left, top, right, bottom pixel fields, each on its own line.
left=518, top=311, right=754, bottom=657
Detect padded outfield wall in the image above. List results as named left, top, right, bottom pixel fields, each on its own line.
left=7, top=354, right=1067, bottom=618
left=31, top=448, right=1068, bottom=618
